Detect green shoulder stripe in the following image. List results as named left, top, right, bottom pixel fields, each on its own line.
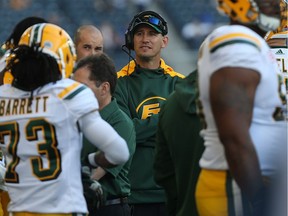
left=63, top=86, right=87, bottom=100
left=211, top=39, right=260, bottom=53
left=58, top=82, right=87, bottom=100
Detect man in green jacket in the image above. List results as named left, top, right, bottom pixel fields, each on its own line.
left=114, top=10, right=185, bottom=216
left=154, top=71, right=204, bottom=216
left=73, top=53, right=136, bottom=216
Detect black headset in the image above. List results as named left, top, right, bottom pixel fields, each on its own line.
left=124, top=10, right=168, bottom=50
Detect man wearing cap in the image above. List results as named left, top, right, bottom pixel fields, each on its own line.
left=114, top=10, right=185, bottom=216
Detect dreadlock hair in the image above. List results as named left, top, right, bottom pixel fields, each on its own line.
left=6, top=44, right=61, bottom=92
left=3, top=17, right=47, bottom=50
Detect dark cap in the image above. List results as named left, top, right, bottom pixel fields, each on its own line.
left=131, top=11, right=168, bottom=35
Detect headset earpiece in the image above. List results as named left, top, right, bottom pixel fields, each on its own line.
left=124, top=23, right=134, bottom=50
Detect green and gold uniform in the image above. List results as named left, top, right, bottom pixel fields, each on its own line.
left=154, top=71, right=204, bottom=216
left=115, top=59, right=185, bottom=205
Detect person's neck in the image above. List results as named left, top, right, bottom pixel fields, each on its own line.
left=98, top=95, right=112, bottom=111
left=136, top=57, right=161, bottom=69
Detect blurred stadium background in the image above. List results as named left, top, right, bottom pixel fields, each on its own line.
left=0, top=0, right=228, bottom=75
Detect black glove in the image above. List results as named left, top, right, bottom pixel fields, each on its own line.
left=81, top=166, right=104, bottom=215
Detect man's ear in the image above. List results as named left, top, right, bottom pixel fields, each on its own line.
left=100, top=82, right=110, bottom=95
left=162, top=35, right=169, bottom=48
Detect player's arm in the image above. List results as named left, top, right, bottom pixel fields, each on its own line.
left=79, top=111, right=129, bottom=168
left=210, top=67, right=264, bottom=200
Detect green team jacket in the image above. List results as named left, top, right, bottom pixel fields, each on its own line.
left=114, top=59, right=185, bottom=204
left=81, top=97, right=136, bottom=199
left=154, top=71, right=204, bottom=216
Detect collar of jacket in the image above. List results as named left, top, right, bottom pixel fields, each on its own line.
left=117, top=58, right=177, bottom=78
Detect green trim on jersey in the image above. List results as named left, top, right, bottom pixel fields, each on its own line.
left=63, top=86, right=87, bottom=100
left=210, top=39, right=260, bottom=53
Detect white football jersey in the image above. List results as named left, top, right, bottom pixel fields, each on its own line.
left=0, top=78, right=99, bottom=213
left=198, top=25, right=287, bottom=177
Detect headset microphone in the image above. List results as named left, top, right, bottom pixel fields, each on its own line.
left=121, top=45, right=137, bottom=65
left=121, top=45, right=139, bottom=75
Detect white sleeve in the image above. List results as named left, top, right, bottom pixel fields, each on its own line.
left=79, top=111, right=129, bottom=165
left=0, top=164, right=5, bottom=181
left=0, top=160, right=6, bottom=191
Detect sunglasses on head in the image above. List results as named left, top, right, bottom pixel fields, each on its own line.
left=135, top=15, right=165, bottom=30
left=144, top=16, right=161, bottom=26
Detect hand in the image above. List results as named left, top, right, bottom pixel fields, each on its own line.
left=89, top=179, right=104, bottom=207
left=81, top=167, right=105, bottom=213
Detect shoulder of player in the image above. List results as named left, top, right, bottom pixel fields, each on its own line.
left=53, top=79, right=91, bottom=100
left=0, top=84, right=11, bottom=93
left=208, top=25, right=264, bottom=53
left=0, top=84, right=28, bottom=98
